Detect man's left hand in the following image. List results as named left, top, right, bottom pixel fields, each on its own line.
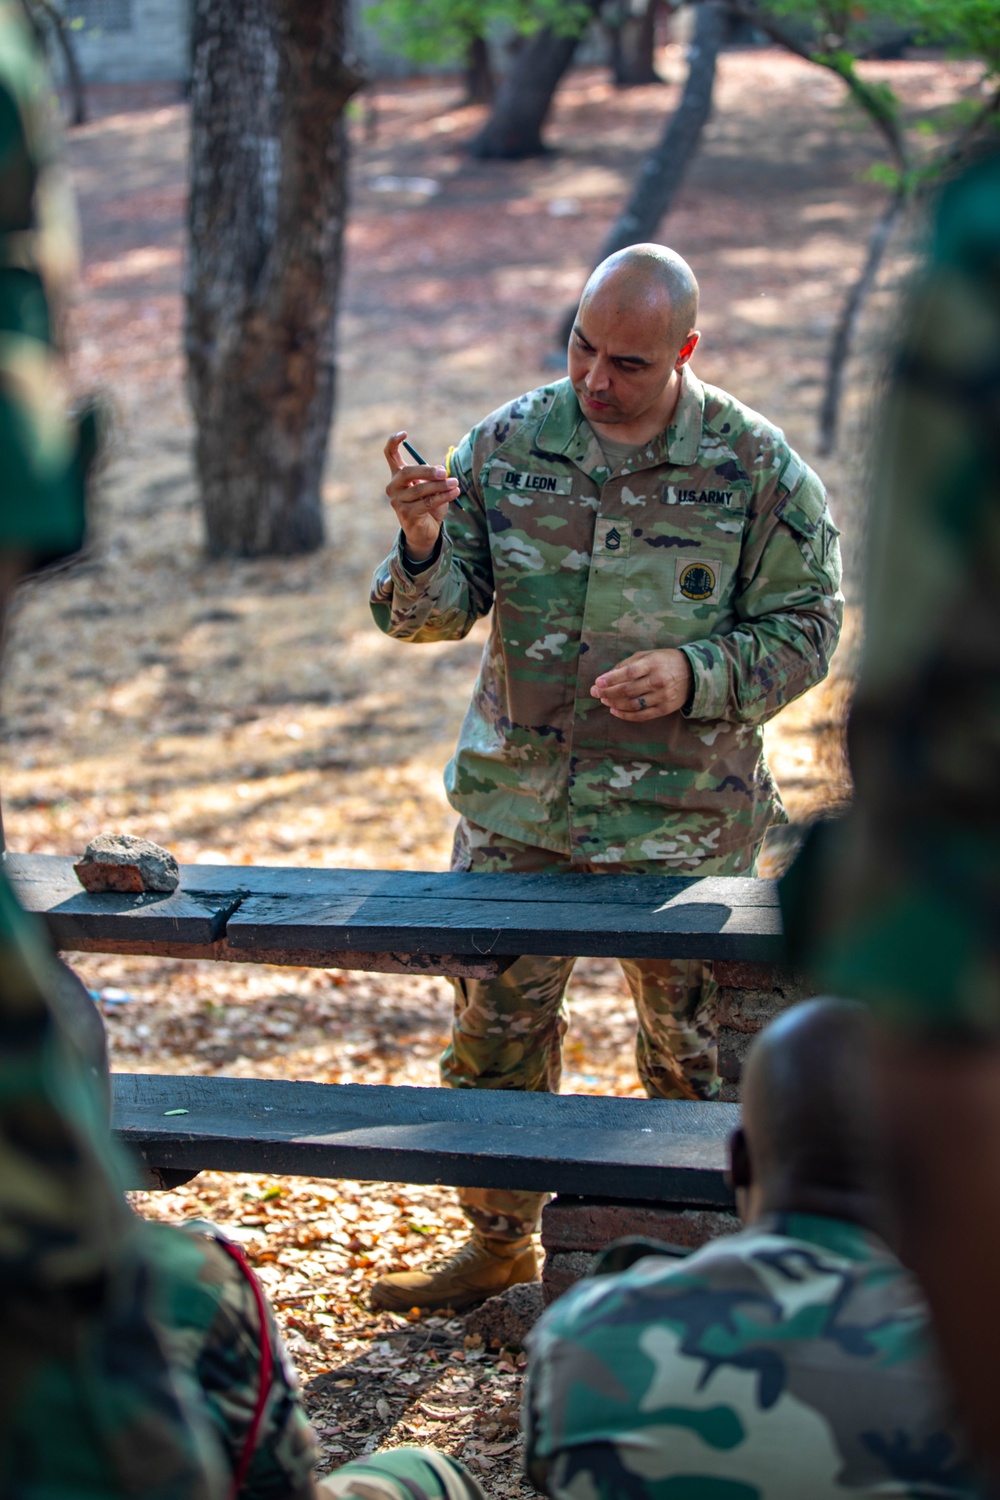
left=591, top=650, right=694, bottom=720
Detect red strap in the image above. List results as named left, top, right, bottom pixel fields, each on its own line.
left=213, top=1236, right=275, bottom=1500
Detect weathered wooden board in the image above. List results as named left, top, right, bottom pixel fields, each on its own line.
left=9, top=854, right=780, bottom=907
left=225, top=891, right=784, bottom=962
left=211, top=947, right=514, bottom=978
left=8, top=854, right=239, bottom=948
left=112, top=1073, right=739, bottom=1204
left=8, top=853, right=788, bottom=968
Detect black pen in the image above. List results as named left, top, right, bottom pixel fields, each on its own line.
left=402, top=438, right=465, bottom=511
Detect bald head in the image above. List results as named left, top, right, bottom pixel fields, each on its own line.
left=580, top=244, right=699, bottom=352
left=736, top=998, right=887, bottom=1227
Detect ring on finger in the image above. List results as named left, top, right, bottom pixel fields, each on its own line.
left=638, top=696, right=647, bottom=710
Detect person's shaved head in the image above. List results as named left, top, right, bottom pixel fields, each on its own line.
left=581, top=244, right=699, bottom=351
left=734, top=998, right=888, bottom=1229
left=568, top=244, right=701, bottom=441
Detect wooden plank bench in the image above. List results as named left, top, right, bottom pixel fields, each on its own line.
left=9, top=853, right=809, bottom=1200
left=8, top=852, right=786, bottom=974
left=113, top=1073, right=740, bottom=1204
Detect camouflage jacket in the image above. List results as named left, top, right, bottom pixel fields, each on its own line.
left=371, top=371, right=842, bottom=864
left=523, top=1212, right=972, bottom=1499
left=0, top=871, right=228, bottom=1497
left=0, top=12, right=225, bottom=1492
left=782, top=151, right=1000, bottom=1035
left=147, top=1222, right=319, bottom=1500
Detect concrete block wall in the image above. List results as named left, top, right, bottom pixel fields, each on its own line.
left=66, top=0, right=191, bottom=85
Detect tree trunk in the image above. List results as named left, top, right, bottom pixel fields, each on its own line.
left=185, top=0, right=362, bottom=557
left=818, top=187, right=906, bottom=456
left=599, top=0, right=725, bottom=255
left=607, top=0, right=662, bottom=87
left=463, top=33, right=494, bottom=106
left=467, top=0, right=602, bottom=160
left=556, top=0, right=725, bottom=346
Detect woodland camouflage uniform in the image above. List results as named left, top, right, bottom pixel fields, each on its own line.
left=323, top=1447, right=487, bottom=1500
left=371, top=369, right=842, bottom=1235
left=146, top=1222, right=320, bottom=1500
left=0, top=4, right=228, bottom=1492
left=523, top=1214, right=973, bottom=1500
left=783, top=151, right=1000, bottom=1034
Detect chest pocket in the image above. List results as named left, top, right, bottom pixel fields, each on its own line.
left=483, top=459, right=595, bottom=581
left=619, top=485, right=749, bottom=647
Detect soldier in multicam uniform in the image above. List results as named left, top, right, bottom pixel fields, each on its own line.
left=522, top=999, right=974, bottom=1500
left=368, top=244, right=843, bottom=1311
left=780, top=149, right=1000, bottom=1478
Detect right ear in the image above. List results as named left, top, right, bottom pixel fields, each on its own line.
left=729, top=1126, right=751, bottom=1191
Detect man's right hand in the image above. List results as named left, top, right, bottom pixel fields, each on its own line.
left=384, top=431, right=459, bottom=563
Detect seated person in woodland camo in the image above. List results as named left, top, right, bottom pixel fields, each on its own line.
left=522, top=1000, right=974, bottom=1500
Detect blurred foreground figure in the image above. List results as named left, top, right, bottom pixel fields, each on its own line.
left=0, top=12, right=484, bottom=1493
left=523, top=1000, right=972, bottom=1498
left=0, top=3, right=229, bottom=1493
left=783, top=151, right=1000, bottom=1477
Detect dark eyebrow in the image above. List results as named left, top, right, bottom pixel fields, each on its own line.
left=572, top=324, right=650, bottom=366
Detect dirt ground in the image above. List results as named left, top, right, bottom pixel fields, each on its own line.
left=1, top=44, right=983, bottom=1490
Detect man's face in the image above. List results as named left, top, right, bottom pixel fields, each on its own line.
left=567, top=279, right=697, bottom=436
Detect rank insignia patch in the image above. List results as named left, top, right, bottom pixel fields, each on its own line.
left=674, top=557, right=722, bottom=603
left=595, top=517, right=631, bottom=558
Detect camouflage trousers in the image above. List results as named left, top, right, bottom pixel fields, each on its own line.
left=322, top=1446, right=485, bottom=1500
left=444, top=818, right=760, bottom=1241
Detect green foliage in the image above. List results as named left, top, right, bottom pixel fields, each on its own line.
left=753, top=0, right=1000, bottom=190
left=364, top=0, right=595, bottom=65
left=763, top=0, right=1000, bottom=72
left=864, top=160, right=903, bottom=186
left=903, top=0, right=1000, bottom=73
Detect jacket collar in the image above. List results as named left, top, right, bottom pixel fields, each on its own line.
left=535, top=367, right=706, bottom=475
left=751, top=1211, right=895, bottom=1265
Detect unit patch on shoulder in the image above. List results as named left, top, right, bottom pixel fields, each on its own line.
left=674, top=556, right=722, bottom=604
left=490, top=464, right=574, bottom=496
left=662, top=486, right=739, bottom=507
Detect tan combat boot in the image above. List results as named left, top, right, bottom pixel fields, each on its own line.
left=370, top=1233, right=539, bottom=1313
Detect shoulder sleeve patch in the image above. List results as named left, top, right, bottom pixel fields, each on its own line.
left=446, top=431, right=476, bottom=495
left=776, top=456, right=829, bottom=541
left=777, top=449, right=805, bottom=497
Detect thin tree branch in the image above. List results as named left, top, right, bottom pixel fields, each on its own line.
left=931, top=83, right=1000, bottom=178
left=727, top=0, right=909, bottom=174
left=818, top=186, right=906, bottom=455
left=31, top=0, right=87, bottom=125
